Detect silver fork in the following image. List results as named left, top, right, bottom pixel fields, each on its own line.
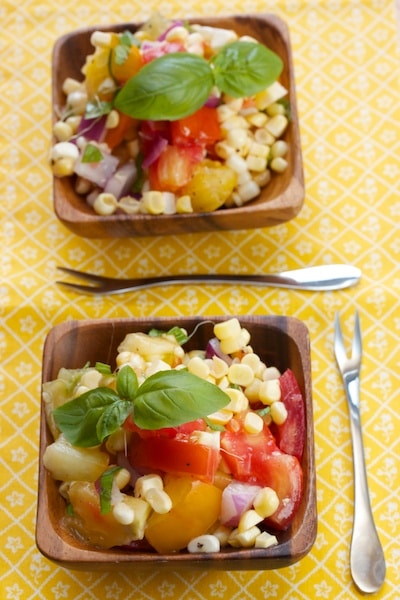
left=55, top=264, right=361, bottom=295
left=334, top=311, right=385, bottom=593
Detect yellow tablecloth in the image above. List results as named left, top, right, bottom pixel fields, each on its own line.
left=1, top=0, right=399, bottom=597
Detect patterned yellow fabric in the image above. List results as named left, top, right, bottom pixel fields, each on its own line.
left=1, top=0, right=399, bottom=598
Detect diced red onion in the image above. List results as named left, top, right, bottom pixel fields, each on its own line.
left=74, top=149, right=119, bottom=188
left=77, top=115, right=107, bottom=142
left=205, top=337, right=233, bottom=365
left=220, top=480, right=262, bottom=527
left=104, top=161, right=138, bottom=199
left=141, top=135, right=168, bottom=168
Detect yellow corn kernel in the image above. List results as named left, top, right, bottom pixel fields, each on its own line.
left=113, top=500, right=135, bottom=525
left=214, top=141, right=235, bottom=160
left=90, top=30, right=113, bottom=48
left=140, top=190, right=166, bottom=214
left=105, top=109, right=120, bottom=129
left=253, top=487, right=280, bottom=518
left=224, top=387, right=249, bottom=413
left=62, top=77, right=84, bottom=95
left=145, top=488, right=172, bottom=514
left=238, top=509, right=264, bottom=533
left=229, top=526, right=261, bottom=548
left=254, top=127, right=275, bottom=146
left=134, top=474, right=163, bottom=498
left=266, top=102, right=286, bottom=117
left=189, top=430, right=220, bottom=450
left=105, top=429, right=130, bottom=454
left=176, top=194, right=193, bottom=213
left=225, top=128, right=251, bottom=155
left=225, top=153, right=249, bottom=175
left=227, top=363, right=254, bottom=387
left=165, top=26, right=189, bottom=43
left=263, top=366, right=281, bottom=381
left=241, top=352, right=262, bottom=374
left=209, top=356, right=229, bottom=379
left=243, top=411, right=264, bottom=434
left=265, top=115, right=288, bottom=138
left=211, top=524, right=231, bottom=546
left=255, top=531, right=278, bottom=549
left=187, top=355, right=210, bottom=379
left=246, top=111, right=268, bottom=128
left=270, top=140, right=288, bottom=158
left=53, top=120, right=74, bottom=142
left=259, top=378, right=281, bottom=405
left=214, top=318, right=242, bottom=340
left=270, top=400, right=288, bottom=425
left=221, top=114, right=250, bottom=131
left=219, top=328, right=251, bottom=355
left=254, top=81, right=288, bottom=110
left=246, top=155, right=267, bottom=172
left=253, top=169, right=272, bottom=188
left=118, top=196, right=141, bottom=215
left=270, top=157, right=288, bottom=173
left=93, top=192, right=118, bottom=216
left=74, top=176, right=92, bottom=195
left=52, top=157, right=76, bottom=177
left=244, top=378, right=261, bottom=403
left=237, top=180, right=261, bottom=203
left=217, top=104, right=237, bottom=122
left=207, top=409, right=233, bottom=426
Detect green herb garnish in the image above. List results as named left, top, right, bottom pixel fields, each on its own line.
left=99, top=466, right=123, bottom=514
left=81, top=143, right=103, bottom=163
left=53, top=365, right=229, bottom=447
left=114, top=41, right=283, bottom=121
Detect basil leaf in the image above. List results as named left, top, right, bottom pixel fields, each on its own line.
left=96, top=399, right=132, bottom=443
left=212, top=41, right=283, bottom=98
left=133, top=370, right=229, bottom=430
left=82, top=143, right=103, bottom=163
left=99, top=466, right=122, bottom=514
left=114, top=53, right=214, bottom=120
left=116, top=365, right=138, bottom=400
left=53, top=387, right=119, bottom=447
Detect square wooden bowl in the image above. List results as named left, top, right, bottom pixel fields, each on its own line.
left=36, top=315, right=316, bottom=571
left=52, top=14, right=304, bottom=238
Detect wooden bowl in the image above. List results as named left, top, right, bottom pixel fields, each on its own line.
left=52, top=14, right=304, bottom=238
left=36, top=315, right=316, bottom=571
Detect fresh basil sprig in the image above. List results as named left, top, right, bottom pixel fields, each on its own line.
left=99, top=466, right=123, bottom=514
left=53, top=365, right=229, bottom=447
left=114, top=41, right=283, bottom=121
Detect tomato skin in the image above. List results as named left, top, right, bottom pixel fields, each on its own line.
left=271, top=369, right=305, bottom=460
left=148, top=144, right=196, bottom=192
left=104, top=112, right=137, bottom=150
left=220, top=420, right=303, bottom=530
left=128, top=432, right=220, bottom=482
left=170, top=106, right=222, bottom=147
left=124, top=416, right=206, bottom=438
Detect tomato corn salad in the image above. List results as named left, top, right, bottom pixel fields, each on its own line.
left=43, top=318, right=305, bottom=554
left=51, top=13, right=291, bottom=216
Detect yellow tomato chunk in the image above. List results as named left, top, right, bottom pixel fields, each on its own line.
left=145, top=475, right=222, bottom=553
left=181, top=159, right=237, bottom=212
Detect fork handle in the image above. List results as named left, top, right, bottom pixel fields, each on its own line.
left=345, top=376, right=386, bottom=593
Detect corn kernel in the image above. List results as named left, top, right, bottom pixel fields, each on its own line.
left=189, top=430, right=220, bottom=450
left=229, top=526, right=261, bottom=548
left=187, top=355, right=210, bottom=379
left=207, top=409, right=233, bottom=426
left=93, top=193, right=118, bottom=216
left=263, top=366, right=281, bottom=381
left=224, top=387, right=249, bottom=413
left=244, top=378, right=262, bottom=403
left=270, top=401, right=288, bottom=425
left=259, top=378, right=281, bottom=405
left=265, top=115, right=289, bottom=138
left=246, top=111, right=268, bottom=127
left=176, top=195, right=193, bottom=213
left=105, top=109, right=120, bottom=129
left=118, top=196, right=141, bottom=214
left=145, top=488, right=172, bottom=514
left=52, top=158, right=76, bottom=177
left=243, top=411, right=264, bottom=434
left=270, top=157, right=288, bottom=173
left=62, top=77, right=83, bottom=95
left=253, top=487, right=280, bottom=518
left=140, top=191, right=166, bottom=214
left=211, top=524, right=231, bottom=546
left=237, top=180, right=261, bottom=203
left=214, top=140, right=235, bottom=160
left=254, top=531, right=278, bottom=549
left=254, top=81, right=288, bottom=110
left=246, top=155, right=267, bottom=172
left=209, top=356, right=229, bottom=379
left=253, top=169, right=272, bottom=188
left=134, top=474, right=163, bottom=498
left=219, top=329, right=251, bottom=354
left=113, top=501, right=135, bottom=525
left=53, top=120, right=74, bottom=142
left=266, top=102, right=286, bottom=116
left=225, top=153, right=248, bottom=175
left=214, top=318, right=241, bottom=340
left=227, top=363, right=254, bottom=387
left=238, top=509, right=264, bottom=533
left=270, top=140, right=288, bottom=158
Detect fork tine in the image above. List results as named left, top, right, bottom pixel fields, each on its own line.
left=56, top=266, right=108, bottom=284
left=334, top=312, right=347, bottom=369
left=352, top=309, right=362, bottom=362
